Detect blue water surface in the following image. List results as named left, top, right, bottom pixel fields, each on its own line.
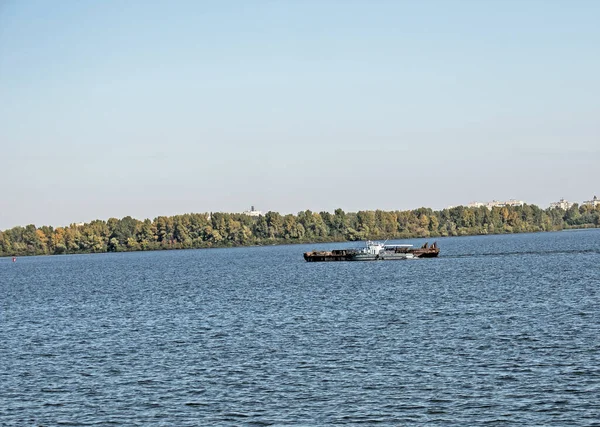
left=1, top=230, right=599, bottom=426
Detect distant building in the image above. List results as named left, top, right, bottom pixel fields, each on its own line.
left=466, top=201, right=486, bottom=209
left=502, top=199, right=525, bottom=208
left=465, top=199, right=525, bottom=210
left=549, top=198, right=573, bottom=210
left=242, top=206, right=263, bottom=217
left=583, top=195, right=600, bottom=208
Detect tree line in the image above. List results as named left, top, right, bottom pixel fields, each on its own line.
left=1, top=204, right=599, bottom=257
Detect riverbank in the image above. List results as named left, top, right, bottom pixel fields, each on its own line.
left=2, top=204, right=599, bottom=257
left=2, top=221, right=598, bottom=258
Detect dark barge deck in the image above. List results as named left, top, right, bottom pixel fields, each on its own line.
left=304, top=242, right=440, bottom=262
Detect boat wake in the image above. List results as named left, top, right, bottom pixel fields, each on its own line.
left=444, top=248, right=600, bottom=259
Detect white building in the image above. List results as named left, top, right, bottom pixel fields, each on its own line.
left=549, top=198, right=573, bottom=210
left=466, top=201, right=486, bottom=208
left=502, top=199, right=525, bottom=207
left=466, top=199, right=525, bottom=210
left=583, top=195, right=600, bottom=208
left=242, top=206, right=263, bottom=216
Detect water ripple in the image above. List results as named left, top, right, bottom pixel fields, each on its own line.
left=1, top=229, right=599, bottom=425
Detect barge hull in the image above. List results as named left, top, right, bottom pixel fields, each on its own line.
left=303, top=242, right=439, bottom=262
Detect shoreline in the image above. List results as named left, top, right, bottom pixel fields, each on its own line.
left=3, top=225, right=598, bottom=259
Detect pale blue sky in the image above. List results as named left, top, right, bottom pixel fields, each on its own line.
left=1, top=0, right=599, bottom=229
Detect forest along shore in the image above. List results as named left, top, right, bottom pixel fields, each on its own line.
left=1, top=204, right=599, bottom=257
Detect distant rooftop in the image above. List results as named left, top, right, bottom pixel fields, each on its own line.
left=464, top=199, right=525, bottom=210
left=242, top=206, right=263, bottom=216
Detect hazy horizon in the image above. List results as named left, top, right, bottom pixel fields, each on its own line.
left=1, top=1, right=598, bottom=230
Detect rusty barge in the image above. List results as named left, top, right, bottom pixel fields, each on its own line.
left=304, top=241, right=439, bottom=262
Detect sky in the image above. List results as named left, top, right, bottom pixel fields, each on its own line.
left=1, top=0, right=599, bottom=230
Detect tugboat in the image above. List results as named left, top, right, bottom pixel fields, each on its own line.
left=303, top=241, right=439, bottom=262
